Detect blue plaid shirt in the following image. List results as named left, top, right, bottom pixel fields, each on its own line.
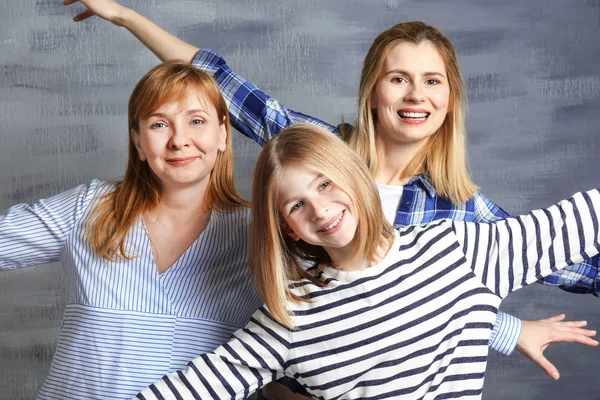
left=192, top=48, right=599, bottom=355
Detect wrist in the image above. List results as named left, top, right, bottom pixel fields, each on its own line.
left=113, top=6, right=134, bottom=27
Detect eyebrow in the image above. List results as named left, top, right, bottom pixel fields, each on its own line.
left=384, top=69, right=446, bottom=78
left=148, top=109, right=209, bottom=118
left=280, top=173, right=324, bottom=207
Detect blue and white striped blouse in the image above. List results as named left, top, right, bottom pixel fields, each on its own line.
left=139, top=189, right=600, bottom=400
left=0, top=179, right=263, bottom=399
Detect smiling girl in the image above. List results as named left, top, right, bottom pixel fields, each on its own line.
left=0, top=61, right=263, bottom=399
left=137, top=124, right=600, bottom=400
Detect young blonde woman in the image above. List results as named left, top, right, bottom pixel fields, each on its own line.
left=0, top=61, right=264, bottom=399
left=135, top=124, right=600, bottom=400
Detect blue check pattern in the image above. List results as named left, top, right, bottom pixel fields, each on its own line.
left=193, top=48, right=599, bottom=355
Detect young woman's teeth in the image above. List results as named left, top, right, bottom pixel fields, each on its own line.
left=320, top=213, right=343, bottom=232
left=398, top=111, right=428, bottom=120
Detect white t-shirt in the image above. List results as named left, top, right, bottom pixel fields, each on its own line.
left=376, top=183, right=403, bottom=225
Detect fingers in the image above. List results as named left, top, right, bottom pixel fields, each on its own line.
left=74, top=9, right=95, bottom=22
left=531, top=353, right=560, bottom=380
left=63, top=0, right=79, bottom=5
left=549, top=328, right=598, bottom=346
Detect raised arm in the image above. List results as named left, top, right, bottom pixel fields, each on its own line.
left=64, top=0, right=199, bottom=62
left=66, top=0, right=337, bottom=147
left=136, top=307, right=291, bottom=400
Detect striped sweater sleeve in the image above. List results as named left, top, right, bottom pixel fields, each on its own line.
left=452, top=189, right=600, bottom=298
left=0, top=180, right=98, bottom=270
left=136, top=307, right=291, bottom=400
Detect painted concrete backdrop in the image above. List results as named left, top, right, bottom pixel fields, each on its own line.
left=1, top=0, right=599, bottom=398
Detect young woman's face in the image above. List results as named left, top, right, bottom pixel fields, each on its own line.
left=278, top=164, right=358, bottom=256
left=371, top=41, right=451, bottom=146
left=132, top=91, right=227, bottom=191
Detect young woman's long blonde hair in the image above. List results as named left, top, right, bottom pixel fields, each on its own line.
left=252, top=124, right=394, bottom=328
left=87, top=61, right=248, bottom=261
left=349, top=21, right=478, bottom=204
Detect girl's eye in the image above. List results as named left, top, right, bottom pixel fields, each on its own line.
left=290, top=201, right=303, bottom=213
left=191, top=118, right=205, bottom=125
left=319, top=181, right=331, bottom=191
left=392, top=77, right=406, bottom=84
left=150, top=122, right=166, bottom=129
left=426, top=79, right=440, bottom=85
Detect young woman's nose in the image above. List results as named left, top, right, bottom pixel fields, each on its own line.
left=404, top=83, right=426, bottom=103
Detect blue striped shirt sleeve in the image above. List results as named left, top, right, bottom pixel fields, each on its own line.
left=191, top=48, right=337, bottom=148
left=488, top=311, right=522, bottom=356
left=136, top=308, right=291, bottom=400
left=0, top=181, right=98, bottom=270
left=454, top=189, right=600, bottom=298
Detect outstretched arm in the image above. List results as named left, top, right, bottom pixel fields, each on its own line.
left=136, top=307, right=291, bottom=400
left=457, top=189, right=600, bottom=297
left=66, top=0, right=336, bottom=147
left=64, top=0, right=199, bottom=62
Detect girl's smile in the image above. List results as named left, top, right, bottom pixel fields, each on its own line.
left=317, top=210, right=346, bottom=235
left=278, top=164, right=358, bottom=263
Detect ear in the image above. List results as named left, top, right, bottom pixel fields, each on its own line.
left=284, top=225, right=300, bottom=241
left=217, top=117, right=228, bottom=152
left=131, top=129, right=147, bottom=161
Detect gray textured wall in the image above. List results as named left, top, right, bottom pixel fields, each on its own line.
left=1, top=0, right=599, bottom=398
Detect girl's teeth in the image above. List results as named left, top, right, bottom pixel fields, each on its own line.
left=321, top=213, right=343, bottom=232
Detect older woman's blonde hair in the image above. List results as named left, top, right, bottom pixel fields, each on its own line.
left=349, top=21, right=478, bottom=203
left=87, top=61, right=248, bottom=261
left=252, top=124, right=394, bottom=328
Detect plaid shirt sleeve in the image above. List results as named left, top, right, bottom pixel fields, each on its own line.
left=191, top=48, right=338, bottom=147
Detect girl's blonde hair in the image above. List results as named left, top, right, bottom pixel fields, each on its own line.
left=252, top=124, right=394, bottom=328
left=349, top=21, right=478, bottom=203
left=87, top=61, right=248, bottom=261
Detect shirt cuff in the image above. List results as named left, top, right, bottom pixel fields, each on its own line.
left=489, top=311, right=522, bottom=355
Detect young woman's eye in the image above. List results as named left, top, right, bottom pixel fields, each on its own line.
left=426, top=79, right=440, bottom=85
left=150, top=122, right=166, bottom=129
left=318, top=181, right=331, bottom=191
left=191, top=118, right=205, bottom=125
left=392, top=77, right=406, bottom=84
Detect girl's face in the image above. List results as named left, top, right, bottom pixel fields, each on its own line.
left=371, top=41, right=450, bottom=146
left=278, top=164, right=358, bottom=259
left=132, top=91, right=227, bottom=191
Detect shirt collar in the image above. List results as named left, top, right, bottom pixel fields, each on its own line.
left=405, top=174, right=437, bottom=198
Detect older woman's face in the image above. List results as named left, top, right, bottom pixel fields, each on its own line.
left=132, top=90, right=226, bottom=192
left=371, top=41, right=451, bottom=147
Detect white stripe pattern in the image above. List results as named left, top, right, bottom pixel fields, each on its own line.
left=0, top=180, right=263, bottom=399
left=138, top=189, right=600, bottom=400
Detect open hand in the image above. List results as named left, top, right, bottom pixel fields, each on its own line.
left=63, top=0, right=127, bottom=25
left=516, top=313, right=598, bottom=380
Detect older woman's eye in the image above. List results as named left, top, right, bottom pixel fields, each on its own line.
left=150, top=122, right=166, bottom=129
left=191, top=119, right=205, bottom=125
